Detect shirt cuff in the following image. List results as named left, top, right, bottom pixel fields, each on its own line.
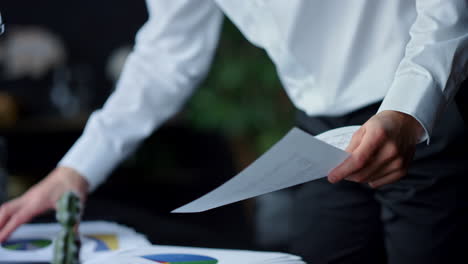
left=58, top=124, right=120, bottom=192
left=377, top=73, right=446, bottom=144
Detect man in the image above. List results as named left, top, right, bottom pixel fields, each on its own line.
left=1, top=1, right=467, bottom=263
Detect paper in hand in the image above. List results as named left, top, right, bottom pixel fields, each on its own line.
left=173, top=126, right=360, bottom=213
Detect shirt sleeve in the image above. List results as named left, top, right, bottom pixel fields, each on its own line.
left=58, top=0, right=224, bottom=191
left=378, top=0, right=468, bottom=143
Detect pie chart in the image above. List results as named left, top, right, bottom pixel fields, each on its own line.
left=86, top=234, right=119, bottom=251
left=2, top=238, right=52, bottom=251
left=142, top=254, right=218, bottom=264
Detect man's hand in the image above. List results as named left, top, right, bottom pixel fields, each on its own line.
left=0, top=167, right=88, bottom=242
left=328, top=110, right=424, bottom=188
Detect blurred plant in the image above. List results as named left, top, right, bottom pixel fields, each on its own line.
left=186, top=21, right=294, bottom=158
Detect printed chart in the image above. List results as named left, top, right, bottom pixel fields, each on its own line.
left=142, top=254, right=218, bottom=264
left=85, top=234, right=119, bottom=251
left=1, top=222, right=150, bottom=262
left=2, top=238, right=52, bottom=251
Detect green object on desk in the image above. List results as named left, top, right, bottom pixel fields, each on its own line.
left=52, top=192, right=81, bottom=264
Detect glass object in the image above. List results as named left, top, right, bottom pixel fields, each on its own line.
left=0, top=12, right=4, bottom=35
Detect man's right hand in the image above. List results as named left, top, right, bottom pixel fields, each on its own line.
left=0, top=167, right=88, bottom=242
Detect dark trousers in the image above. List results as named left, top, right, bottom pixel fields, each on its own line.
left=289, top=100, right=468, bottom=264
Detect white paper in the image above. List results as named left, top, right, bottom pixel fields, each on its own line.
left=315, top=125, right=360, bottom=150
left=173, top=126, right=358, bottom=213
left=0, top=221, right=150, bottom=262
left=84, top=245, right=305, bottom=264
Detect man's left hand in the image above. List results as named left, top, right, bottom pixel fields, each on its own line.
left=328, top=110, right=424, bottom=188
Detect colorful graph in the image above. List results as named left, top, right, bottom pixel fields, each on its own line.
left=141, top=254, right=218, bottom=264
left=1, top=238, right=52, bottom=251
left=86, top=234, right=119, bottom=251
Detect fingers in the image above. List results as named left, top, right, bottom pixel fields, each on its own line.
left=0, top=195, right=54, bottom=242
left=344, top=151, right=389, bottom=183
left=0, top=199, right=21, bottom=230
left=0, top=187, right=56, bottom=242
left=345, top=127, right=364, bottom=153
left=0, top=167, right=88, bottom=242
left=368, top=170, right=405, bottom=189
left=328, top=127, right=382, bottom=183
left=0, top=198, right=39, bottom=242
left=345, top=141, right=402, bottom=183
left=0, top=207, right=36, bottom=242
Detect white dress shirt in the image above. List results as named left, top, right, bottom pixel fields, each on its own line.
left=59, top=0, right=468, bottom=190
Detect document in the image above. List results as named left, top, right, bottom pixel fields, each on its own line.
left=315, top=125, right=360, bottom=150
left=1, top=224, right=304, bottom=264
left=0, top=221, right=150, bottom=262
left=173, top=126, right=360, bottom=213
left=84, top=245, right=305, bottom=264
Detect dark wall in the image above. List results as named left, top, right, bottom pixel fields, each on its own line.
left=1, top=1, right=148, bottom=113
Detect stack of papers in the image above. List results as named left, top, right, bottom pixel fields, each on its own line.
left=0, top=221, right=150, bottom=263
left=0, top=223, right=304, bottom=264
left=84, top=245, right=305, bottom=264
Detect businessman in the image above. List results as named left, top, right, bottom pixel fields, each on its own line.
left=1, top=1, right=468, bottom=263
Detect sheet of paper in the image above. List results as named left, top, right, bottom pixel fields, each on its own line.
left=84, top=245, right=305, bottom=264
left=315, top=125, right=360, bottom=150
left=173, top=126, right=359, bottom=213
left=0, top=221, right=150, bottom=262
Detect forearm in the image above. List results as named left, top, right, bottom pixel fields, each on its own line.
left=59, top=0, right=224, bottom=191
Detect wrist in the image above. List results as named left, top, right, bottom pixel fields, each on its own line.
left=45, top=167, right=89, bottom=203
left=379, top=110, right=425, bottom=144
